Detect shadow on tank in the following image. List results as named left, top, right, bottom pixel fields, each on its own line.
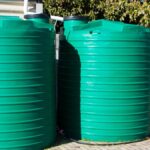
left=58, top=37, right=81, bottom=139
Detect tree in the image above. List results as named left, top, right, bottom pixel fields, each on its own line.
left=43, top=0, right=150, bottom=27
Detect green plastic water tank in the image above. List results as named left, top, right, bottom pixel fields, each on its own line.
left=58, top=19, right=150, bottom=143
left=0, top=14, right=56, bottom=149
left=63, top=16, right=89, bottom=36
left=146, top=28, right=150, bottom=135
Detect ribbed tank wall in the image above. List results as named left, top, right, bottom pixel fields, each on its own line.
left=58, top=20, right=150, bottom=143
left=147, top=28, right=150, bottom=135
left=0, top=17, right=56, bottom=149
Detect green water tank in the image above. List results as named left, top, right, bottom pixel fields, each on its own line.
left=63, top=16, right=89, bottom=36
left=0, top=14, right=56, bottom=149
left=58, top=19, right=150, bottom=143
left=146, top=28, right=150, bottom=135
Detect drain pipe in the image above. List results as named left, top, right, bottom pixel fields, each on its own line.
left=24, top=0, right=63, bottom=21
left=51, top=16, right=64, bottom=22
left=24, top=0, right=28, bottom=14
left=36, top=0, right=43, bottom=14
left=24, top=0, right=44, bottom=15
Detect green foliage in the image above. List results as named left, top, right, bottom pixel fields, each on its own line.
left=43, top=0, right=150, bottom=27
left=104, top=1, right=150, bottom=27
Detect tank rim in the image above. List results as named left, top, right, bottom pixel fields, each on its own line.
left=64, top=16, right=89, bottom=21
left=24, top=13, right=49, bottom=19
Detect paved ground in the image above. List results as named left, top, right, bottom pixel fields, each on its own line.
left=46, top=136, right=150, bottom=150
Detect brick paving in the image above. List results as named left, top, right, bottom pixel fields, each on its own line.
left=46, top=136, right=150, bottom=150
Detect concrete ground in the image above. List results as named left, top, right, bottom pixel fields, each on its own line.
left=46, top=135, right=150, bottom=150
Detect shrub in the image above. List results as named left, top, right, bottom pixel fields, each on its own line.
left=43, top=0, right=150, bottom=27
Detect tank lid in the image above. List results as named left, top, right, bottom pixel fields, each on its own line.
left=24, top=13, right=49, bottom=19
left=36, top=0, right=42, bottom=3
left=64, top=16, right=89, bottom=21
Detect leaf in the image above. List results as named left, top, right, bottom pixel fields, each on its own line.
left=43, top=0, right=150, bottom=27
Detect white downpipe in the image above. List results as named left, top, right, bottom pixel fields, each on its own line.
left=23, top=0, right=64, bottom=21
left=51, top=16, right=64, bottom=22
left=24, top=0, right=44, bottom=15
left=24, top=0, right=28, bottom=14
left=36, top=3, right=43, bottom=14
